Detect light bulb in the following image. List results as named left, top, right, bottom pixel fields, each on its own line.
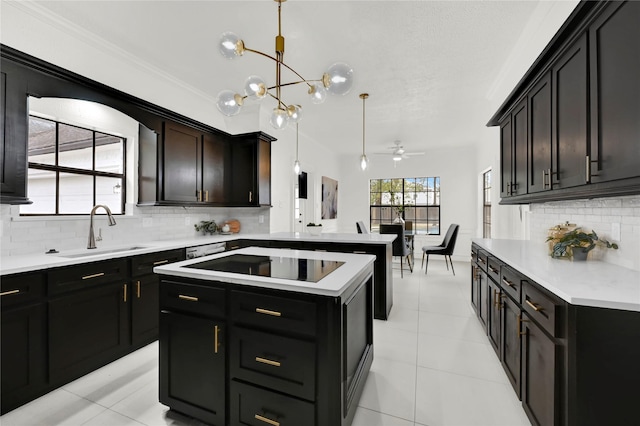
left=219, top=32, right=244, bottom=59
left=269, top=107, right=289, bottom=130
left=360, top=154, right=368, bottom=171
left=287, top=105, right=303, bottom=124
left=244, top=75, right=267, bottom=99
left=216, top=90, right=243, bottom=116
left=308, top=83, right=327, bottom=104
left=294, top=160, right=301, bottom=175
left=393, top=154, right=402, bottom=161
left=323, top=62, right=354, bottom=96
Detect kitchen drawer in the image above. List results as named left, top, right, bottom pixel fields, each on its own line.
left=500, top=265, right=522, bottom=303
left=231, top=289, right=317, bottom=337
left=1, top=272, right=46, bottom=309
left=131, top=249, right=184, bottom=277
left=487, top=257, right=502, bottom=283
left=230, top=379, right=315, bottom=426
left=476, top=250, right=488, bottom=271
left=160, top=280, right=226, bottom=319
left=48, top=259, right=128, bottom=296
left=522, top=280, right=564, bottom=337
left=231, top=326, right=316, bottom=401
left=471, top=245, right=478, bottom=263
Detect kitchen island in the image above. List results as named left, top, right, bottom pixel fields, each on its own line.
left=154, top=246, right=376, bottom=426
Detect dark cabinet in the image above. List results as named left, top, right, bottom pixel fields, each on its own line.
left=528, top=72, right=552, bottom=194
left=470, top=264, right=480, bottom=312
left=500, top=99, right=527, bottom=198
left=500, top=294, right=522, bottom=398
left=159, top=311, right=225, bottom=426
left=486, top=277, right=501, bottom=355
left=228, top=132, right=274, bottom=206
left=478, top=269, right=489, bottom=329
left=588, top=0, right=640, bottom=184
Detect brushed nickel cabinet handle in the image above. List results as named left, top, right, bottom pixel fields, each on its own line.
left=0, top=289, right=20, bottom=297
left=153, top=259, right=169, bottom=266
left=123, top=284, right=127, bottom=302
left=255, top=307, right=281, bottom=317
left=255, top=414, right=279, bottom=426
left=82, top=272, right=104, bottom=280
left=255, top=356, right=281, bottom=367
left=178, top=294, right=199, bottom=302
left=214, top=325, right=220, bottom=354
left=526, top=299, right=543, bottom=312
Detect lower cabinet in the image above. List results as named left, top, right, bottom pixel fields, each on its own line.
left=486, top=277, right=501, bottom=354
left=159, top=311, right=225, bottom=426
left=131, top=275, right=160, bottom=346
left=500, top=294, right=522, bottom=398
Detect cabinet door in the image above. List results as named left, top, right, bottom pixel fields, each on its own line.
left=478, top=270, right=488, bottom=330
left=521, top=312, right=560, bottom=426
left=163, top=121, right=201, bottom=202
left=512, top=99, right=528, bottom=196
left=499, top=117, right=513, bottom=198
left=553, top=34, right=588, bottom=189
left=131, top=275, right=159, bottom=346
left=470, top=264, right=480, bottom=314
left=49, top=282, right=130, bottom=384
left=589, top=1, right=640, bottom=183
left=528, top=73, right=552, bottom=194
left=487, top=278, right=501, bottom=355
left=501, top=295, right=522, bottom=399
left=1, top=303, right=47, bottom=414
left=228, top=139, right=255, bottom=206
left=202, top=132, right=227, bottom=204
left=159, top=311, right=225, bottom=426
left=257, top=136, right=271, bottom=206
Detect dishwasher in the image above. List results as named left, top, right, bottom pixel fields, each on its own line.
left=185, top=242, right=227, bottom=259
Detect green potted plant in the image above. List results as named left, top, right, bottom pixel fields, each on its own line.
left=547, top=227, right=618, bottom=260
left=306, top=222, right=323, bottom=236
left=194, top=220, right=218, bottom=235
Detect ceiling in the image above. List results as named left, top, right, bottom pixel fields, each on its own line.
left=25, top=0, right=545, bottom=156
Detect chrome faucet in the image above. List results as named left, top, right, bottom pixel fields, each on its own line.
left=88, top=205, right=117, bottom=249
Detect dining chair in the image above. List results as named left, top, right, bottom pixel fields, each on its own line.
left=356, top=221, right=369, bottom=234
left=380, top=223, right=413, bottom=278
left=421, top=224, right=459, bottom=275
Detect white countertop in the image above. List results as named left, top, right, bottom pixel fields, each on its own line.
left=473, top=238, right=640, bottom=312
left=154, top=246, right=376, bottom=297
left=0, top=232, right=394, bottom=275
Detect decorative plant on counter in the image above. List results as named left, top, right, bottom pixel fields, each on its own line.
left=194, top=220, right=218, bottom=235
left=547, top=227, right=618, bottom=260
left=306, top=222, right=322, bottom=227
left=306, top=222, right=322, bottom=235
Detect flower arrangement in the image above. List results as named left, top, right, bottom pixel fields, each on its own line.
left=547, top=227, right=618, bottom=260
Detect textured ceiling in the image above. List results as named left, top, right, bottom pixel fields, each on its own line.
left=24, top=0, right=543, bottom=156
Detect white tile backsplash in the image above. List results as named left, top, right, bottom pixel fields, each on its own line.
left=0, top=204, right=269, bottom=257
left=529, top=195, right=640, bottom=271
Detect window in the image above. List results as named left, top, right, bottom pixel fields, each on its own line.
left=369, top=177, right=440, bottom=234
left=21, top=116, right=126, bottom=215
left=483, top=169, right=491, bottom=238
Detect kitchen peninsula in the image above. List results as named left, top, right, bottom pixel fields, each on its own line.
left=154, top=246, right=375, bottom=426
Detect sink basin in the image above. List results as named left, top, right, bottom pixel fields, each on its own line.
left=57, top=246, right=150, bottom=258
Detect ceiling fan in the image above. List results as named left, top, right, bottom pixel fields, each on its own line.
left=374, top=140, right=425, bottom=162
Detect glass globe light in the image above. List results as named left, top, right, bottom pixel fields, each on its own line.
left=308, top=83, right=327, bottom=104
left=269, top=107, right=289, bottom=130
left=360, top=154, right=368, bottom=171
left=294, top=160, right=301, bottom=175
left=244, top=75, right=267, bottom=99
left=216, top=90, right=243, bottom=116
left=287, top=105, right=303, bottom=123
left=323, top=62, right=354, bottom=96
left=219, top=32, right=244, bottom=59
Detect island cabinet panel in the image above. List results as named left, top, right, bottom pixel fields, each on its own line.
left=588, top=0, right=640, bottom=184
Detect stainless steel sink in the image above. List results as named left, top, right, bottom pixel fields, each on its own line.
left=57, top=246, right=150, bottom=258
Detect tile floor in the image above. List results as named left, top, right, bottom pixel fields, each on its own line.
left=1, top=259, right=531, bottom=426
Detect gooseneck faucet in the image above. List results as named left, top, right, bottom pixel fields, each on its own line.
left=88, top=205, right=117, bottom=249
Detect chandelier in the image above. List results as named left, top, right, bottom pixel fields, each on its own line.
left=216, top=0, right=354, bottom=130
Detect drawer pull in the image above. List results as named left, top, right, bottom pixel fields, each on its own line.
left=82, top=272, right=105, bottom=280
left=255, top=414, right=279, bottom=426
left=178, top=294, right=199, bottom=302
left=255, top=356, right=281, bottom=367
left=526, top=299, right=543, bottom=312
left=501, top=278, right=514, bottom=288
left=256, top=307, right=281, bottom=317
left=518, top=314, right=529, bottom=336
left=153, top=259, right=169, bottom=266
left=488, top=265, right=498, bottom=274
left=353, top=250, right=367, bottom=254
left=136, top=281, right=141, bottom=298
left=0, top=289, right=20, bottom=297
left=214, top=325, right=220, bottom=354
left=123, top=284, right=127, bottom=302
left=479, top=257, right=486, bottom=264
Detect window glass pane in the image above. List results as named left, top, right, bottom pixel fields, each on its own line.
left=58, top=123, right=93, bottom=170
left=95, top=133, right=124, bottom=173
left=404, top=206, right=416, bottom=221
left=28, top=117, right=56, bottom=165
left=427, top=207, right=440, bottom=234
left=380, top=206, right=392, bottom=220
left=370, top=179, right=381, bottom=192
left=415, top=191, right=427, bottom=204
left=370, top=192, right=381, bottom=205
left=435, top=191, right=440, bottom=205
left=427, top=191, right=435, bottom=205
left=96, top=176, right=124, bottom=214
left=370, top=206, right=381, bottom=221
left=59, top=173, right=93, bottom=214
left=20, top=169, right=56, bottom=214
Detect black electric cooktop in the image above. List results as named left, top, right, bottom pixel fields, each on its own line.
left=186, top=254, right=344, bottom=283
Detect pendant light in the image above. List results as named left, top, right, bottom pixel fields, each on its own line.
left=359, top=93, right=369, bottom=171
left=294, top=123, right=301, bottom=175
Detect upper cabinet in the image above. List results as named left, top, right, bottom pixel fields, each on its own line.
left=228, top=132, right=275, bottom=207
left=489, top=1, right=640, bottom=204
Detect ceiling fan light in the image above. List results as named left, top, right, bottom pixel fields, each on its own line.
left=219, top=32, right=244, bottom=59
left=216, top=90, right=243, bottom=116
left=269, top=107, right=289, bottom=130
left=308, top=83, right=327, bottom=104
left=323, top=62, right=354, bottom=96
left=244, top=75, right=267, bottom=99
